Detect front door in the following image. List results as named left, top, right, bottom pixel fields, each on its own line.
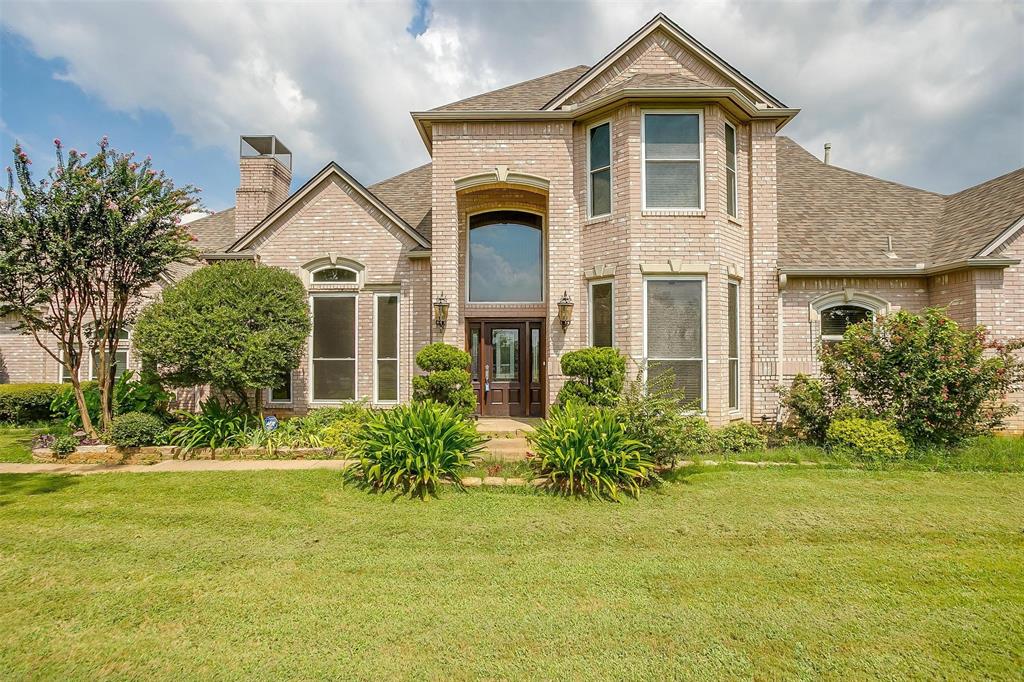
left=468, top=320, right=544, bottom=417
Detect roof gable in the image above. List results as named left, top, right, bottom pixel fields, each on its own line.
left=430, top=65, right=590, bottom=113
left=544, top=13, right=786, bottom=111
left=228, top=162, right=431, bottom=252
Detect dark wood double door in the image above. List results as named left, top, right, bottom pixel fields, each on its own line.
left=467, top=319, right=545, bottom=417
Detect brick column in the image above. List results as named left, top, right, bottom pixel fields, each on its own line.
left=748, top=121, right=780, bottom=421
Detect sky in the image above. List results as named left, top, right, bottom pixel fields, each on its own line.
left=1, top=0, right=1022, bottom=211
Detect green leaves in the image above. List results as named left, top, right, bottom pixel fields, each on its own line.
left=346, top=401, right=486, bottom=499
left=528, top=401, right=654, bottom=501
left=412, top=343, right=475, bottom=415
left=556, top=347, right=626, bottom=407
left=164, top=400, right=260, bottom=452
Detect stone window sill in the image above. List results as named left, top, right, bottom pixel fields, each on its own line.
left=642, top=210, right=706, bottom=218
left=584, top=215, right=614, bottom=227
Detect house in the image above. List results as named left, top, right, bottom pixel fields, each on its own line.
left=2, top=13, right=1022, bottom=429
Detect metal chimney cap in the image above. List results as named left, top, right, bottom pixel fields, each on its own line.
left=240, top=135, right=292, bottom=170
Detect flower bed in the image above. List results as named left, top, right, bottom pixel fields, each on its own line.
left=31, top=445, right=339, bottom=464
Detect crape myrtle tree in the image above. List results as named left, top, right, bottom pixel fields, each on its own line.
left=0, top=138, right=198, bottom=436
left=133, top=261, right=311, bottom=411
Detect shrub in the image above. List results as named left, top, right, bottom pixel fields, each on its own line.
left=0, top=383, right=63, bottom=423
left=617, top=371, right=711, bottom=466
left=556, top=347, right=625, bottom=407
left=822, top=307, right=1024, bottom=446
left=164, top=400, right=259, bottom=452
left=134, top=260, right=310, bottom=408
left=411, top=343, right=475, bottom=414
left=528, top=401, right=654, bottom=500
left=778, top=374, right=838, bottom=444
left=51, top=434, right=78, bottom=458
left=346, top=401, right=486, bottom=499
left=51, top=381, right=101, bottom=428
left=107, top=411, right=164, bottom=448
left=715, top=422, right=767, bottom=455
left=49, top=372, right=172, bottom=428
left=827, top=417, right=909, bottom=464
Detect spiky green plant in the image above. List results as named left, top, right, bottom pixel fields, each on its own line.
left=345, top=401, right=485, bottom=499
left=164, top=399, right=258, bottom=452
left=528, top=401, right=654, bottom=500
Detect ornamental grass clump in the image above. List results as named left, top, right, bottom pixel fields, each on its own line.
left=164, top=399, right=259, bottom=452
left=345, top=401, right=485, bottom=500
left=528, top=401, right=654, bottom=500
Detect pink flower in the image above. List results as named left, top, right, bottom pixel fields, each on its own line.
left=53, top=138, right=62, bottom=147
left=145, top=155, right=151, bottom=162
left=146, top=169, right=157, bottom=176
left=105, top=199, right=118, bottom=211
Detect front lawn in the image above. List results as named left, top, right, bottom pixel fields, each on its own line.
left=0, top=422, right=67, bottom=463
left=1, top=468, right=1021, bottom=679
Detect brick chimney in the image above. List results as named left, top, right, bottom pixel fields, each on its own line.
left=235, top=135, right=292, bottom=239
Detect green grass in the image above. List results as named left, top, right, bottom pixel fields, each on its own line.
left=0, top=422, right=68, bottom=463
left=464, top=456, right=535, bottom=479
left=1, top=469, right=1022, bottom=679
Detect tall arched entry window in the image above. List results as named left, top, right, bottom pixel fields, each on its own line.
left=468, top=211, right=543, bottom=303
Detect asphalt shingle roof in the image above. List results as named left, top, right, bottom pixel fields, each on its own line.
left=430, top=66, right=591, bottom=112
left=932, top=167, right=1024, bottom=262
left=367, top=163, right=433, bottom=243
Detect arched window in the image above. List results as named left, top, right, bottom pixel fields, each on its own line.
left=468, top=210, right=543, bottom=303
left=820, top=304, right=872, bottom=343
left=311, top=266, right=358, bottom=284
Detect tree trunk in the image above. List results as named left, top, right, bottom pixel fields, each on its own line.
left=96, top=341, right=115, bottom=431
left=69, top=376, right=98, bottom=438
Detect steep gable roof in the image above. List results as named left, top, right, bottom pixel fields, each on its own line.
left=368, top=163, right=433, bottom=242
left=228, top=162, right=431, bottom=252
left=430, top=66, right=590, bottom=112
left=933, top=167, right=1024, bottom=262
left=544, top=13, right=786, bottom=111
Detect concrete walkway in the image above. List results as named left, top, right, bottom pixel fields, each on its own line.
left=0, top=459, right=354, bottom=476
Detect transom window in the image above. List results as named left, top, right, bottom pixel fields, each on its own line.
left=588, top=121, right=611, bottom=217
left=725, top=122, right=738, bottom=219
left=311, top=295, right=356, bottom=401
left=644, top=277, right=705, bottom=409
left=589, top=280, right=614, bottom=347
left=821, top=305, right=872, bottom=343
left=312, top=266, right=358, bottom=284
left=468, top=211, right=543, bottom=303
left=642, top=111, right=703, bottom=210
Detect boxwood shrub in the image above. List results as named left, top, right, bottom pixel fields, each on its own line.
left=411, top=343, right=475, bottom=415
left=107, top=411, right=165, bottom=448
left=0, top=383, right=63, bottom=423
left=557, top=347, right=626, bottom=407
left=827, top=417, right=909, bottom=464
left=715, top=421, right=767, bottom=455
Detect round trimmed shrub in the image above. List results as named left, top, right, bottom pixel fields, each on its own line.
left=528, top=401, right=654, bottom=500
left=107, top=411, right=165, bottom=448
left=715, top=421, right=767, bottom=455
left=827, top=417, right=909, bottom=464
left=557, top=347, right=626, bottom=407
left=412, top=343, right=475, bottom=414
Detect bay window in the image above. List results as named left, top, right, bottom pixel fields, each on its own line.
left=311, top=295, right=356, bottom=401
left=644, top=277, right=705, bottom=409
left=642, top=111, right=703, bottom=210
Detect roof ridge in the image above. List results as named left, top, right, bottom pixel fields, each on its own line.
left=945, top=165, right=1024, bottom=199
left=429, top=65, right=589, bottom=112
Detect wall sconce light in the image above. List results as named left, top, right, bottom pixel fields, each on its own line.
left=433, top=292, right=450, bottom=330
left=557, top=290, right=574, bottom=331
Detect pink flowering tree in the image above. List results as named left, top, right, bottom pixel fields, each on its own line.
left=0, top=138, right=199, bottom=435
left=820, top=307, right=1024, bottom=446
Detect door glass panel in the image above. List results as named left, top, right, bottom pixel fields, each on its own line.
left=531, top=328, right=540, bottom=383
left=469, top=328, right=480, bottom=382
left=491, top=329, right=519, bottom=381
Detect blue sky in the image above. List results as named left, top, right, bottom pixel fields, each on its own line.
left=1, top=1, right=1021, bottom=213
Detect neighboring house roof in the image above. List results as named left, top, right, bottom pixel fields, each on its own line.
left=367, top=162, right=433, bottom=242
left=777, top=136, right=1024, bottom=272
left=228, top=162, right=431, bottom=252
left=429, top=66, right=591, bottom=113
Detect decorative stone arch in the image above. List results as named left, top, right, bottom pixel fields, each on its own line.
left=301, top=255, right=365, bottom=290
left=453, top=166, right=551, bottom=195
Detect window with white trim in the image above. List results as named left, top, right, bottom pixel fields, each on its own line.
left=821, top=305, right=872, bottom=343
left=725, top=122, right=738, bottom=219
left=588, top=121, right=611, bottom=217
left=728, top=281, right=740, bottom=411
left=589, top=280, right=614, bottom=347
left=644, top=277, right=705, bottom=409
left=642, top=111, right=703, bottom=210
left=311, top=295, right=356, bottom=401
left=89, top=326, right=130, bottom=382
left=268, top=370, right=292, bottom=404
left=375, top=293, right=399, bottom=403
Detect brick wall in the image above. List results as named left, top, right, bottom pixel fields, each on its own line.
left=235, top=156, right=292, bottom=240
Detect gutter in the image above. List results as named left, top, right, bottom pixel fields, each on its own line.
left=778, top=257, right=1020, bottom=281
left=203, top=252, right=258, bottom=261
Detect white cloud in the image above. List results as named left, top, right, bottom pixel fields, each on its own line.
left=3, top=0, right=1021, bottom=195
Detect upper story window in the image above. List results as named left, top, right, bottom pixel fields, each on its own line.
left=312, top=266, right=358, bottom=284
left=821, top=305, right=872, bottom=343
left=588, top=121, right=611, bottom=217
left=725, top=122, right=738, bottom=219
left=642, top=111, right=703, bottom=211
left=468, top=211, right=543, bottom=303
